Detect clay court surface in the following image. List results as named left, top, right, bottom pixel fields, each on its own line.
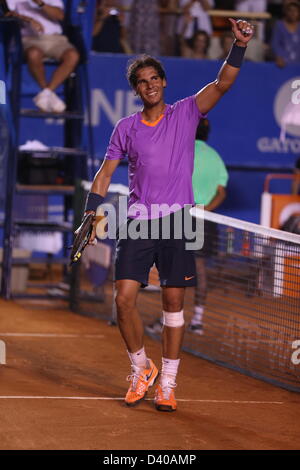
left=0, top=298, right=300, bottom=451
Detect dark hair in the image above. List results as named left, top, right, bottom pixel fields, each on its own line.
left=126, top=55, right=166, bottom=89
left=191, top=30, right=211, bottom=54
left=284, top=1, right=300, bottom=16
left=196, top=118, right=210, bottom=141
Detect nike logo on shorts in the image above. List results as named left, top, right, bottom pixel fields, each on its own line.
left=184, top=276, right=195, bottom=281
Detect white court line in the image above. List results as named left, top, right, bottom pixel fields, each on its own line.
left=0, top=396, right=284, bottom=404
left=0, top=333, right=104, bottom=338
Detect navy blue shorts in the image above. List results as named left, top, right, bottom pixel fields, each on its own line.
left=115, top=211, right=196, bottom=288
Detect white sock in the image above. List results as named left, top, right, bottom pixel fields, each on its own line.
left=160, top=357, right=180, bottom=387
left=127, top=347, right=148, bottom=369
left=191, top=305, right=204, bottom=325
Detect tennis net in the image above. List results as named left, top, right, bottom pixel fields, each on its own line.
left=144, top=208, right=300, bottom=393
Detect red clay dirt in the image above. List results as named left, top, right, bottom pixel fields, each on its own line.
left=0, top=298, right=299, bottom=450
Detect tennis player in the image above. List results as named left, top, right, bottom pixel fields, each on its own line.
left=83, top=18, right=253, bottom=412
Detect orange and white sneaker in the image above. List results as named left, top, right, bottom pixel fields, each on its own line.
left=125, top=359, right=158, bottom=407
left=154, top=380, right=177, bottom=412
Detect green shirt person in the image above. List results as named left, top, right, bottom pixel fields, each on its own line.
left=192, top=119, right=229, bottom=209
left=189, top=118, right=229, bottom=335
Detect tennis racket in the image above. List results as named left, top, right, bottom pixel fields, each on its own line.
left=70, top=212, right=95, bottom=265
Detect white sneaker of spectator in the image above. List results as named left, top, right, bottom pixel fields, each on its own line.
left=145, top=318, right=163, bottom=335
left=33, top=88, right=53, bottom=112
left=49, top=90, right=66, bottom=113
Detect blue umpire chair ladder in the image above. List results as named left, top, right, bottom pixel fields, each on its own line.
left=0, top=0, right=96, bottom=300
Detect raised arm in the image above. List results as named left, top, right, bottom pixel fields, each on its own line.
left=93, top=5, right=110, bottom=37
left=204, top=185, right=226, bottom=211
left=196, top=18, right=254, bottom=115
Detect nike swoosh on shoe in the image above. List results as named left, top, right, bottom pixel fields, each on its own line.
left=145, top=368, right=155, bottom=381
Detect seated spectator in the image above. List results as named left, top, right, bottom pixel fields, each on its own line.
left=180, top=28, right=210, bottom=58
left=92, top=0, right=132, bottom=54
left=177, top=0, right=215, bottom=39
left=266, top=0, right=297, bottom=41
left=271, top=1, right=300, bottom=67
left=6, top=0, right=80, bottom=113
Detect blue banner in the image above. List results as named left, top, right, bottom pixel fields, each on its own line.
left=82, top=55, right=300, bottom=168
left=88, top=55, right=300, bottom=168
left=19, top=54, right=300, bottom=168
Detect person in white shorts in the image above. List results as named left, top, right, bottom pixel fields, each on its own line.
left=6, top=0, right=80, bottom=112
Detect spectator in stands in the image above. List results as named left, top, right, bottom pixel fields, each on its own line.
left=6, top=0, right=79, bottom=113
left=92, top=0, right=132, bottom=54
left=265, top=1, right=297, bottom=42
left=129, top=0, right=160, bottom=56
left=177, top=0, right=215, bottom=39
left=180, top=28, right=210, bottom=58
left=271, top=1, right=300, bottom=67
